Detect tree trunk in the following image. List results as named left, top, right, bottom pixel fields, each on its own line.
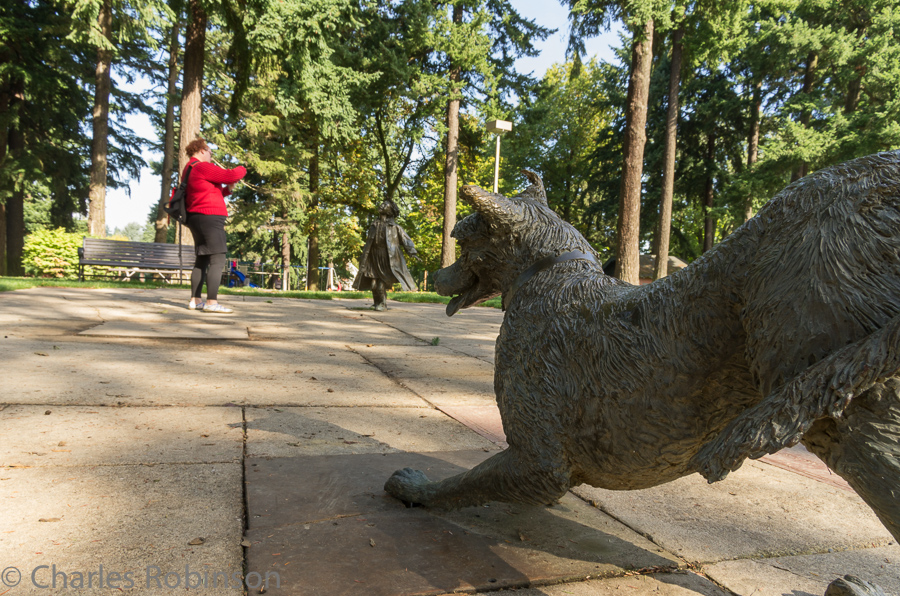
left=156, top=17, right=181, bottom=243
left=87, top=0, right=113, bottom=238
left=615, top=18, right=654, bottom=285
left=440, top=3, right=463, bottom=269
left=791, top=51, right=817, bottom=182
left=179, top=0, right=206, bottom=173
left=5, top=77, right=25, bottom=276
left=0, top=202, right=5, bottom=276
left=0, top=81, right=8, bottom=276
left=844, top=22, right=867, bottom=115
left=744, top=80, right=761, bottom=222
left=177, top=0, right=206, bottom=247
left=653, top=24, right=683, bottom=280
left=703, top=133, right=716, bottom=253
left=306, top=130, right=320, bottom=291
left=281, top=210, right=291, bottom=290
left=844, top=73, right=862, bottom=114
left=327, top=258, right=334, bottom=290
left=266, top=231, right=278, bottom=289
left=563, top=157, right=573, bottom=222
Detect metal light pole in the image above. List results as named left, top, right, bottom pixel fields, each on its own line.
left=486, top=120, right=512, bottom=193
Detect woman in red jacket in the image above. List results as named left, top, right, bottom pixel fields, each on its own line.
left=182, top=138, right=246, bottom=313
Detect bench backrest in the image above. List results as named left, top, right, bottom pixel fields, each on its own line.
left=81, top=238, right=189, bottom=267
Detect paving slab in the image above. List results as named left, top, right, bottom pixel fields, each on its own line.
left=245, top=450, right=497, bottom=528
left=436, top=404, right=507, bottom=446
left=0, top=286, right=121, bottom=322
left=0, top=338, right=420, bottom=407
left=0, top=405, right=243, bottom=467
left=249, top=321, right=421, bottom=345
left=759, top=444, right=853, bottom=492
left=0, top=317, right=98, bottom=336
left=396, top=381, right=498, bottom=407
left=80, top=319, right=250, bottom=339
left=245, top=406, right=499, bottom=458
left=365, top=304, right=502, bottom=363
left=572, top=460, right=894, bottom=564
left=244, top=301, right=426, bottom=344
left=244, top=450, right=680, bottom=596
left=353, top=344, right=495, bottom=377
left=352, top=343, right=497, bottom=405
left=703, top=544, right=900, bottom=596
left=9, top=286, right=899, bottom=596
left=473, top=571, right=730, bottom=595
left=246, top=509, right=538, bottom=595
left=0, top=463, right=244, bottom=595
left=246, top=508, right=678, bottom=596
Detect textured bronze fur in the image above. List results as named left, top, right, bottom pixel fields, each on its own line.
left=385, top=152, right=900, bottom=546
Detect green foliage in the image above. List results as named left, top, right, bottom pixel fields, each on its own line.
left=558, top=0, right=900, bottom=264
left=0, top=0, right=92, bottom=232
left=21, top=228, right=83, bottom=278
left=506, top=59, right=619, bottom=256
left=7, top=0, right=900, bottom=282
left=67, top=0, right=174, bottom=52
left=109, top=222, right=145, bottom=242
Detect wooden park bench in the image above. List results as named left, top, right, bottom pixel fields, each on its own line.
left=78, top=238, right=191, bottom=283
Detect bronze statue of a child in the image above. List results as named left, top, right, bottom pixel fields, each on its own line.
left=352, top=199, right=418, bottom=310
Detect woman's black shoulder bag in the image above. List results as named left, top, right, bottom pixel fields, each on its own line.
left=164, top=164, right=196, bottom=224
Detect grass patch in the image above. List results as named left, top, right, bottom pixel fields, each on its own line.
left=388, top=291, right=450, bottom=304
left=0, top=276, right=186, bottom=292
left=389, top=291, right=501, bottom=309
left=0, top=277, right=502, bottom=309
left=218, top=287, right=355, bottom=300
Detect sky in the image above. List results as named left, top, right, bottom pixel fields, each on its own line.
left=104, top=2, right=623, bottom=231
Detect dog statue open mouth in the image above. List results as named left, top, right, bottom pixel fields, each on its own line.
left=386, top=154, right=900, bottom=564
left=435, top=265, right=493, bottom=316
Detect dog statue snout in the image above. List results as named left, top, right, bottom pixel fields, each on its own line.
left=433, top=261, right=475, bottom=297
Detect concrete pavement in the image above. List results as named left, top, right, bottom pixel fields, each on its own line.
left=0, top=287, right=896, bottom=595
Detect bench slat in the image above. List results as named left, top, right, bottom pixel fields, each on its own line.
left=79, top=238, right=197, bottom=280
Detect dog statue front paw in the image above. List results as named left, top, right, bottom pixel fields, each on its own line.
left=384, top=467, right=432, bottom=506
left=825, top=575, right=889, bottom=596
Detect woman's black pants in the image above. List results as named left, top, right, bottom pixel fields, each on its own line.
left=191, top=253, right=226, bottom=301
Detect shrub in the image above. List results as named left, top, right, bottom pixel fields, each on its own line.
left=22, top=228, right=83, bottom=278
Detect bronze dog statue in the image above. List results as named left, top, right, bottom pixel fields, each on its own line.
left=385, top=152, right=900, bottom=556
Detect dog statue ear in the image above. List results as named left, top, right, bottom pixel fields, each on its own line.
left=460, top=184, right=525, bottom=228
left=514, top=169, right=548, bottom=205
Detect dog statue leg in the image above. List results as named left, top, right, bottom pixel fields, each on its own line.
left=825, top=575, right=890, bottom=596
left=693, top=313, right=900, bottom=483
left=802, top=379, right=900, bottom=543
left=384, top=447, right=571, bottom=510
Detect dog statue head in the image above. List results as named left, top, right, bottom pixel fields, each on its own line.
left=435, top=169, right=598, bottom=316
